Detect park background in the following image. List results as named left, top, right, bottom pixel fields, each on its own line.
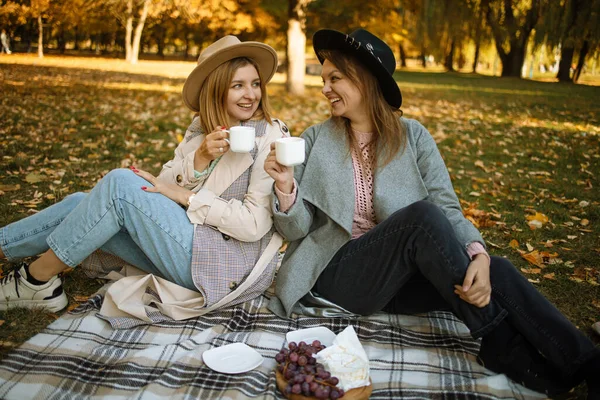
left=0, top=2, right=599, bottom=397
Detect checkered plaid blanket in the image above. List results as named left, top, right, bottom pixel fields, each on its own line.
left=0, top=292, right=545, bottom=399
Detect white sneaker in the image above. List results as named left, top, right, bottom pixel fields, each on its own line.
left=0, top=264, right=68, bottom=312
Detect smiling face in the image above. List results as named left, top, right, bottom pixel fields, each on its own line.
left=226, top=64, right=262, bottom=126
left=321, top=59, right=368, bottom=123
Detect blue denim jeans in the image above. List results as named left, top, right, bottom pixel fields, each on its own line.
left=313, top=201, right=599, bottom=377
left=0, top=169, right=195, bottom=290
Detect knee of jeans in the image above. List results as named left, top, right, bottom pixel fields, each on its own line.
left=64, top=192, right=86, bottom=204
left=102, top=168, right=141, bottom=189
left=405, top=200, right=447, bottom=225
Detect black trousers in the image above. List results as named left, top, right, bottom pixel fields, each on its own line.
left=313, top=201, right=598, bottom=376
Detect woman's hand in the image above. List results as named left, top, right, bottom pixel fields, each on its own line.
left=194, top=126, right=230, bottom=170
left=264, top=142, right=294, bottom=194
left=131, top=167, right=192, bottom=206
left=454, top=254, right=491, bottom=308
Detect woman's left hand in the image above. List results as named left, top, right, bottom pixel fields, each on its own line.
left=454, top=254, right=491, bottom=308
left=131, top=167, right=193, bottom=207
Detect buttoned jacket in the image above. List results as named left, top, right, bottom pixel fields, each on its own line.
left=158, top=116, right=288, bottom=307
left=269, top=117, right=484, bottom=318
left=159, top=116, right=289, bottom=242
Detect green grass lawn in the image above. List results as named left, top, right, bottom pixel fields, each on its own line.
left=1, top=56, right=599, bottom=380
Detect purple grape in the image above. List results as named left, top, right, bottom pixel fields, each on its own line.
left=305, top=374, right=314, bottom=383
left=312, top=340, right=321, bottom=348
left=298, top=355, right=307, bottom=366
left=284, top=370, right=294, bottom=380
left=301, top=382, right=310, bottom=396
left=285, top=384, right=292, bottom=394
left=309, top=381, right=319, bottom=392
left=275, top=353, right=285, bottom=363
left=289, top=352, right=299, bottom=362
left=328, top=376, right=339, bottom=385
left=308, top=357, right=316, bottom=365
left=314, top=387, right=326, bottom=399
left=330, top=389, right=340, bottom=399
left=288, top=342, right=297, bottom=350
left=277, top=365, right=284, bottom=373
left=294, top=373, right=304, bottom=383
left=291, top=383, right=302, bottom=394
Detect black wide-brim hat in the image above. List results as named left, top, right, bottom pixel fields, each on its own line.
left=313, top=29, right=402, bottom=109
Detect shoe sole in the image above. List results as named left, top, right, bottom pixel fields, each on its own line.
left=0, top=293, right=68, bottom=313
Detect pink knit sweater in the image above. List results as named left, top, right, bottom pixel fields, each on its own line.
left=275, top=130, right=489, bottom=261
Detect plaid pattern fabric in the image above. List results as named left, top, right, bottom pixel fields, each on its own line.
left=192, top=118, right=278, bottom=308
left=0, top=292, right=544, bottom=399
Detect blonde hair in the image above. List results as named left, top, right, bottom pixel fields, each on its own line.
left=197, top=57, right=273, bottom=134
left=319, top=50, right=406, bottom=169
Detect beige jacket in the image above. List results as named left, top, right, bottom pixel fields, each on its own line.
left=158, top=116, right=288, bottom=242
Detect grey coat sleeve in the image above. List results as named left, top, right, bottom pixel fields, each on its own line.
left=410, top=120, right=485, bottom=248
left=270, top=127, right=317, bottom=241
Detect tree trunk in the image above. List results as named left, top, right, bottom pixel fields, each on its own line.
left=445, top=40, right=455, bottom=71
left=485, top=0, right=540, bottom=78
left=287, top=0, right=312, bottom=95
left=37, top=15, right=44, bottom=58
left=74, top=26, right=79, bottom=51
left=58, top=27, right=66, bottom=54
left=497, top=43, right=528, bottom=77
left=287, top=19, right=305, bottom=95
left=130, top=0, right=150, bottom=64
left=398, top=43, right=407, bottom=67
left=557, top=45, right=575, bottom=81
left=472, top=43, right=481, bottom=73
left=573, top=40, right=589, bottom=82
left=472, top=4, right=484, bottom=73
left=125, top=0, right=133, bottom=61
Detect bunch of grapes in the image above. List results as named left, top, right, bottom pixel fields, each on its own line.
left=275, top=340, right=345, bottom=399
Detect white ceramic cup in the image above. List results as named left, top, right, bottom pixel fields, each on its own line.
left=276, top=137, right=306, bottom=167
left=225, top=126, right=255, bottom=153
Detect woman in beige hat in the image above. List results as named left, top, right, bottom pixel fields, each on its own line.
left=265, top=28, right=599, bottom=397
left=0, top=36, right=288, bottom=319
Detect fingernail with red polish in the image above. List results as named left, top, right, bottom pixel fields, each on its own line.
left=141, top=186, right=147, bottom=190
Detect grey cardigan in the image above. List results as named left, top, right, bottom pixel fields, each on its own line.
left=269, top=117, right=484, bottom=318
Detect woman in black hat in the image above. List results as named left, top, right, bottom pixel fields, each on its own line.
left=264, top=28, right=599, bottom=397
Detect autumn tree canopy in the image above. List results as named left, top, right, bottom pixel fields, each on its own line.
left=0, top=0, right=596, bottom=83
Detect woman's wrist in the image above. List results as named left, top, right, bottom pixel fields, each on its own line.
left=194, top=150, right=211, bottom=171
left=275, top=180, right=293, bottom=194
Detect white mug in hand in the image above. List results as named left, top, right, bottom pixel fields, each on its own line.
left=225, top=126, right=255, bottom=153
left=276, top=137, right=305, bottom=167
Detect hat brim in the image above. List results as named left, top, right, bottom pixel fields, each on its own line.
left=182, top=42, right=278, bottom=112
left=313, top=29, right=402, bottom=109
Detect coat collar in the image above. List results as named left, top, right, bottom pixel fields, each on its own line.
left=202, top=119, right=267, bottom=196
left=298, top=119, right=429, bottom=234
left=300, top=120, right=355, bottom=234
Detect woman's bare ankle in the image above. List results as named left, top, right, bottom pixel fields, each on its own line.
left=29, top=251, right=69, bottom=282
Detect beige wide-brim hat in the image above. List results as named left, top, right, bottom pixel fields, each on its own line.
left=182, top=35, right=278, bottom=112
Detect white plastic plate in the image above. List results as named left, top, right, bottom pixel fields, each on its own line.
left=286, top=327, right=337, bottom=348
left=202, top=342, right=264, bottom=374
